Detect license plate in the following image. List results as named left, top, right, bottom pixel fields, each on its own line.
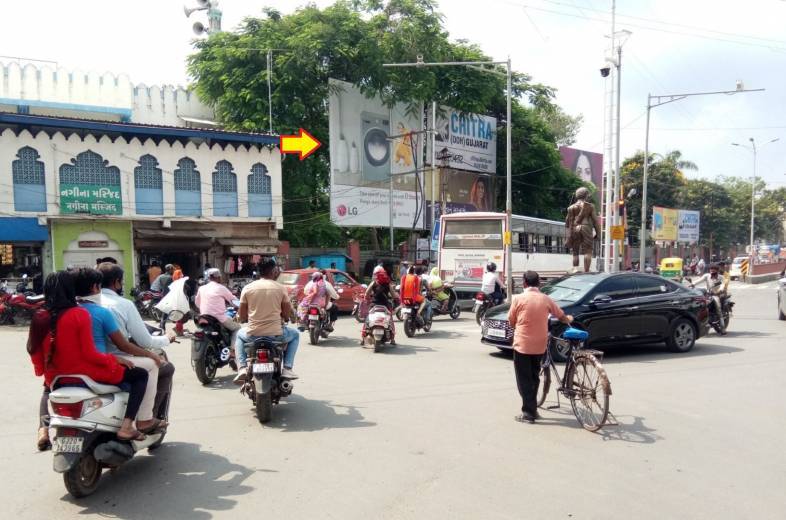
left=488, top=328, right=507, bottom=338
left=401, top=308, right=411, bottom=314
left=253, top=363, right=275, bottom=374
left=308, top=315, right=319, bottom=320
left=53, top=436, right=83, bottom=454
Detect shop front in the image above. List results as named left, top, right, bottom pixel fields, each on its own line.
left=0, top=217, right=49, bottom=293
left=50, top=220, right=135, bottom=290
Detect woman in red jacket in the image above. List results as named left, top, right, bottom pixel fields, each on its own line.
left=29, top=271, right=150, bottom=442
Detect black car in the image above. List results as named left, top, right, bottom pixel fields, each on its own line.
left=481, top=272, right=710, bottom=361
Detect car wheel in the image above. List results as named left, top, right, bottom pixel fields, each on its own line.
left=667, top=318, right=696, bottom=353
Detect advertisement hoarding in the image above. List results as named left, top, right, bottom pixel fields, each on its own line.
left=328, top=79, right=425, bottom=228
left=426, top=107, right=497, bottom=174
left=559, top=146, right=603, bottom=192
left=676, top=210, right=701, bottom=243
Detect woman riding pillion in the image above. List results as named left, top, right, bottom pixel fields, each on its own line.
left=297, top=271, right=328, bottom=330
left=428, top=267, right=450, bottom=312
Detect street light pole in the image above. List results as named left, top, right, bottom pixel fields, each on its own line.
left=383, top=58, right=514, bottom=300
left=638, top=85, right=765, bottom=269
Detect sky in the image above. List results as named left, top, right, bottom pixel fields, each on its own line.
left=4, top=0, right=786, bottom=188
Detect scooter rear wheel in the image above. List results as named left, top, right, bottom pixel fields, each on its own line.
left=63, top=452, right=102, bottom=498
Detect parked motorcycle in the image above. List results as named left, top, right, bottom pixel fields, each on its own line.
left=240, top=337, right=293, bottom=424
left=428, top=284, right=461, bottom=320
left=402, top=299, right=432, bottom=338
left=362, top=304, right=395, bottom=352
left=47, top=349, right=173, bottom=498
left=3, top=291, right=45, bottom=324
left=131, top=287, right=163, bottom=321
left=191, top=313, right=237, bottom=385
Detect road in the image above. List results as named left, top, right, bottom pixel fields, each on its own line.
left=2, top=281, right=785, bottom=519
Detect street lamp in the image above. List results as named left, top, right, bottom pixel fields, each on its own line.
left=731, top=137, right=779, bottom=260
left=383, top=58, right=514, bottom=301
left=639, top=84, right=765, bottom=269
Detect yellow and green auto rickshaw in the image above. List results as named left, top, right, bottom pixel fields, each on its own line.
left=659, top=257, right=684, bottom=282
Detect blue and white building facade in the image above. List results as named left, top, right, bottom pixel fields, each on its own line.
left=0, top=61, right=282, bottom=288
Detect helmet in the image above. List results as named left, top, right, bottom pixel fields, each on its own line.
left=486, top=262, right=497, bottom=272
left=374, top=270, right=390, bottom=285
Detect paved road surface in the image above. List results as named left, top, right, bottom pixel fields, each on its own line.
left=2, top=287, right=784, bottom=519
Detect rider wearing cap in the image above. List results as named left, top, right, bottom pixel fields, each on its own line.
left=691, top=263, right=727, bottom=334
left=195, top=268, right=240, bottom=346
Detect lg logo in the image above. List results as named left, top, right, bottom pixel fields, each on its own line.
left=337, top=205, right=358, bottom=217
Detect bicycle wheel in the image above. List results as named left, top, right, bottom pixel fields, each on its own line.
left=537, top=364, right=551, bottom=408
left=568, top=354, right=610, bottom=432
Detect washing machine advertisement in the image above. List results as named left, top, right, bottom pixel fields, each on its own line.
left=328, top=78, right=425, bottom=229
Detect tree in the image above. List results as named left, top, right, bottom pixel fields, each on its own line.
left=188, top=0, right=581, bottom=246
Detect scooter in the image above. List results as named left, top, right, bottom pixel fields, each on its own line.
left=47, top=346, right=173, bottom=498
left=428, top=284, right=461, bottom=320
left=362, top=304, right=395, bottom=352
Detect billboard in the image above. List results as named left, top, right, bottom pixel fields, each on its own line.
left=328, top=79, right=425, bottom=228
left=426, top=107, right=497, bottom=174
left=559, top=147, right=603, bottom=192
left=677, top=210, right=701, bottom=243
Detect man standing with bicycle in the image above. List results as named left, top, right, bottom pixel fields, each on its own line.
left=508, top=271, right=573, bottom=423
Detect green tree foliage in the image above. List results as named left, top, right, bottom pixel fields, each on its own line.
left=188, top=0, right=582, bottom=246
left=621, top=149, right=784, bottom=253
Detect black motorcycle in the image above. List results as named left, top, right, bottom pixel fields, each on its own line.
left=131, top=287, right=163, bottom=321
left=402, top=299, right=432, bottom=338
left=710, top=294, right=733, bottom=334
left=241, top=337, right=293, bottom=424
left=473, top=290, right=505, bottom=325
left=305, top=304, right=333, bottom=345
left=191, top=314, right=237, bottom=384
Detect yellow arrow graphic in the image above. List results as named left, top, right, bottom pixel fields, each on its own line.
left=280, top=128, right=321, bottom=160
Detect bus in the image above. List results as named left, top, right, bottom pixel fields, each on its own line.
left=437, top=212, right=597, bottom=304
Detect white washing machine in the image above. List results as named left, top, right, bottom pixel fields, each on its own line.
left=361, top=111, right=390, bottom=183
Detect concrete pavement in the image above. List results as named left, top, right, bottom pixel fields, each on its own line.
left=1, top=287, right=785, bottom=519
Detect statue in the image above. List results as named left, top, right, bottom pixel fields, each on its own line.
left=565, top=187, right=601, bottom=272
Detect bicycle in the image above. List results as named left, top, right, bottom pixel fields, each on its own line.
left=538, top=327, right=612, bottom=432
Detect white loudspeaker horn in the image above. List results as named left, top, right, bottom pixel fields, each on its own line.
left=196, top=0, right=211, bottom=8
left=184, top=5, right=199, bottom=17
left=192, top=21, right=208, bottom=36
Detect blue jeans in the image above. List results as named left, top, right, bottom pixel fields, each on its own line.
left=235, top=325, right=300, bottom=369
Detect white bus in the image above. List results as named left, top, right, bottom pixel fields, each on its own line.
left=437, top=212, right=597, bottom=303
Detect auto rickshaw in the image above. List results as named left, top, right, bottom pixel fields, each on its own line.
left=659, top=257, right=684, bottom=282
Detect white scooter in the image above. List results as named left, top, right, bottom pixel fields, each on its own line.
left=48, top=346, right=172, bottom=498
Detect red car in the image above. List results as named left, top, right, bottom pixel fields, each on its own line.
left=277, top=269, right=365, bottom=312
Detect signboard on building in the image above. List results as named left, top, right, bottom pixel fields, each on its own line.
left=328, top=78, right=424, bottom=229
left=427, top=107, right=497, bottom=174
left=676, top=210, right=701, bottom=243
left=60, top=184, right=122, bottom=215
left=652, top=206, right=678, bottom=242
left=559, top=147, right=603, bottom=192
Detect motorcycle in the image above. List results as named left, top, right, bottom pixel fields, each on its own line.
left=305, top=304, right=332, bottom=345
left=131, top=287, right=162, bottom=321
left=240, top=336, right=293, bottom=424
left=473, top=290, right=505, bottom=325
left=191, top=313, right=237, bottom=385
left=687, top=277, right=732, bottom=334
left=47, top=340, right=173, bottom=498
left=402, top=298, right=432, bottom=338
left=4, top=291, right=45, bottom=324
left=428, top=284, right=461, bottom=320
left=362, top=304, right=395, bottom=352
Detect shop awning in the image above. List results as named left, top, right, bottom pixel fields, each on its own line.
left=218, top=238, right=279, bottom=255
left=0, top=217, right=48, bottom=242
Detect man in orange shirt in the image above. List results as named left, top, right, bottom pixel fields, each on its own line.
left=399, top=265, right=428, bottom=322
left=508, top=271, right=573, bottom=423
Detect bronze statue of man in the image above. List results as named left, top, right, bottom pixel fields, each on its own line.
left=565, top=187, right=601, bottom=272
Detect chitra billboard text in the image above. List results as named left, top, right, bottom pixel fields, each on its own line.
left=427, top=107, right=497, bottom=174
left=328, top=79, right=425, bottom=229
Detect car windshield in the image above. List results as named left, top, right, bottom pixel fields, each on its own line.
left=541, top=275, right=599, bottom=303
left=277, top=273, right=300, bottom=285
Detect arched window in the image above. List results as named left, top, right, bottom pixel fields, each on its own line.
left=212, top=160, right=238, bottom=217
left=174, top=157, right=201, bottom=216
left=59, top=150, right=122, bottom=215
left=12, top=146, right=46, bottom=212
left=247, top=163, right=272, bottom=217
left=134, top=154, right=163, bottom=215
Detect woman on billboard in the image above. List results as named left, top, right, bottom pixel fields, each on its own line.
left=469, top=177, right=490, bottom=212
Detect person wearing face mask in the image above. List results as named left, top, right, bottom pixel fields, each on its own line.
left=97, top=262, right=178, bottom=419
left=690, top=263, right=727, bottom=334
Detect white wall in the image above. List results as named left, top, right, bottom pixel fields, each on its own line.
left=0, top=129, right=283, bottom=228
